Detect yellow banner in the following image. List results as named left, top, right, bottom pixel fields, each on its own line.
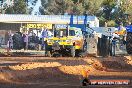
left=27, top=24, right=52, bottom=29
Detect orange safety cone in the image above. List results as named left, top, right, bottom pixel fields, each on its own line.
left=81, top=69, right=91, bottom=78
left=81, top=69, right=88, bottom=78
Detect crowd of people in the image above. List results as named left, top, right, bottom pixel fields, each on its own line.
left=7, top=28, right=53, bottom=51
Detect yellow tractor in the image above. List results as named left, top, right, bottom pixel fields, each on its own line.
left=45, top=25, right=84, bottom=57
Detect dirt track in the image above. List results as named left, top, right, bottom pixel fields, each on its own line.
left=0, top=56, right=132, bottom=88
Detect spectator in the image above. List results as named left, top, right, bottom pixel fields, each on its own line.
left=23, top=33, right=28, bottom=50
left=0, top=37, right=3, bottom=47
left=41, top=28, right=48, bottom=50
left=117, top=22, right=126, bottom=49
left=9, top=34, right=13, bottom=49
left=117, top=22, right=126, bottom=36
left=7, top=32, right=13, bottom=50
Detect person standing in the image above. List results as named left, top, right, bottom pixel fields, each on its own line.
left=41, top=28, right=48, bottom=50
left=117, top=22, right=126, bottom=36
left=6, top=31, right=13, bottom=55
left=7, top=31, right=13, bottom=50
left=23, top=33, right=28, bottom=50
left=117, top=22, right=126, bottom=49
left=9, top=33, right=13, bottom=49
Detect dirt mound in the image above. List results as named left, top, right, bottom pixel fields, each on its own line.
left=0, top=60, right=95, bottom=84
left=84, top=58, right=106, bottom=71
left=9, top=62, right=62, bottom=70
left=59, top=65, right=94, bottom=75
left=8, top=62, right=94, bottom=76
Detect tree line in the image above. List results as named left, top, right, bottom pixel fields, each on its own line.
left=3, top=0, right=132, bottom=27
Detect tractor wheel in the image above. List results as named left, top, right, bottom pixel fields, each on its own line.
left=71, top=46, right=75, bottom=57
left=126, top=32, right=132, bottom=54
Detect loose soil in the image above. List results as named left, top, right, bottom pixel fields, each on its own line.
left=0, top=56, right=132, bottom=88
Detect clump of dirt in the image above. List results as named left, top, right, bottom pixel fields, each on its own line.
left=125, top=56, right=132, bottom=65
left=9, top=62, right=62, bottom=70
left=59, top=65, right=94, bottom=75
left=84, top=58, right=106, bottom=71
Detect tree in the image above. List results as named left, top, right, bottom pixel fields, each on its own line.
left=40, top=0, right=103, bottom=15
left=73, top=3, right=84, bottom=15
left=5, top=0, right=27, bottom=14
left=82, top=0, right=104, bottom=15
left=41, top=0, right=74, bottom=15
left=101, top=0, right=116, bottom=20
left=108, top=0, right=132, bottom=25
left=118, top=0, right=132, bottom=23
left=4, top=6, right=14, bottom=14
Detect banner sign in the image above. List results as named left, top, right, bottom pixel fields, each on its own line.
left=27, top=24, right=52, bottom=29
